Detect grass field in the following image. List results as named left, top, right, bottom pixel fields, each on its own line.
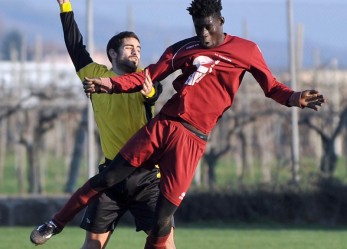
left=2, top=224, right=347, bottom=249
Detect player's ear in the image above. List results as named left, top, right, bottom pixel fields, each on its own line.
left=108, top=49, right=117, bottom=59
left=220, top=16, right=225, bottom=25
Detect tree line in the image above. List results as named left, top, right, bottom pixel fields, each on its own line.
left=1, top=58, right=346, bottom=195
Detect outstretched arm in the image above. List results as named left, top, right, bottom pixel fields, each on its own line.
left=82, top=69, right=153, bottom=97
left=83, top=75, right=143, bottom=96
left=250, top=43, right=326, bottom=111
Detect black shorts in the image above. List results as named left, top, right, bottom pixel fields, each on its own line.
left=80, top=160, right=160, bottom=233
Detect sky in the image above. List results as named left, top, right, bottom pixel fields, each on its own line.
left=0, top=0, right=346, bottom=69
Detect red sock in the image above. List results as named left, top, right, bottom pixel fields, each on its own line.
left=52, top=180, right=100, bottom=229
left=144, top=234, right=170, bottom=249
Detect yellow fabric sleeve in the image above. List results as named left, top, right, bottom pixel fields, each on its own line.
left=60, top=2, right=72, bottom=13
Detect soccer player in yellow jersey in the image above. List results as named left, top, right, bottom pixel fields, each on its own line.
left=30, top=1, right=175, bottom=248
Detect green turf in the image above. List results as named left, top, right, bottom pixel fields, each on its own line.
left=3, top=224, right=347, bottom=249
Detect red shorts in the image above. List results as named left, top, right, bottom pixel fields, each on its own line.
left=120, top=114, right=207, bottom=206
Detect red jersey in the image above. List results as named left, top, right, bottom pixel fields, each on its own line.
left=106, top=34, right=294, bottom=134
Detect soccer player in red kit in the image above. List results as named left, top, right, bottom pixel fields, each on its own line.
left=30, top=0, right=326, bottom=248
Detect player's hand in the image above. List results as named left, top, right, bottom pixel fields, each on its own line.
left=83, top=77, right=114, bottom=96
left=83, top=77, right=102, bottom=97
left=140, top=69, right=154, bottom=97
left=299, top=90, right=326, bottom=111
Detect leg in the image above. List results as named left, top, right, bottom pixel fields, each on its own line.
left=140, top=120, right=207, bottom=249
left=127, top=166, right=177, bottom=249
left=53, top=154, right=136, bottom=228
left=30, top=154, right=136, bottom=245
left=145, top=194, right=177, bottom=249
left=165, top=227, right=176, bottom=249
left=146, top=227, right=176, bottom=249
left=81, top=231, right=112, bottom=249
left=79, top=188, right=127, bottom=249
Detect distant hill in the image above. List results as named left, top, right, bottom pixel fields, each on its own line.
left=1, top=1, right=346, bottom=70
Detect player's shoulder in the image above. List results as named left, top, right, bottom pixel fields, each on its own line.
left=170, top=36, right=200, bottom=54
left=77, top=62, right=117, bottom=81
left=224, top=34, right=260, bottom=56
left=226, top=34, right=257, bottom=48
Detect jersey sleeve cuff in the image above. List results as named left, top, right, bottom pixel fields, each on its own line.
left=288, top=91, right=303, bottom=108
left=60, top=2, right=73, bottom=13
left=145, top=87, right=156, bottom=98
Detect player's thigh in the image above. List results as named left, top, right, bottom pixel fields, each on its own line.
left=128, top=183, right=159, bottom=232
left=80, top=191, right=127, bottom=233
left=159, top=123, right=207, bottom=206
left=81, top=231, right=112, bottom=249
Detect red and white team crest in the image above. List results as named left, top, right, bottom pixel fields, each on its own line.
left=185, top=56, right=220, bottom=86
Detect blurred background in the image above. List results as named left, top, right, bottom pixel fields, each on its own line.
left=0, top=0, right=347, bottom=227
left=1, top=0, right=346, bottom=68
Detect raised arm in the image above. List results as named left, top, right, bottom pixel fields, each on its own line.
left=57, top=0, right=93, bottom=72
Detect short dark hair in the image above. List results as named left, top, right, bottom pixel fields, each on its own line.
left=106, top=31, right=140, bottom=62
left=187, top=0, right=223, bottom=18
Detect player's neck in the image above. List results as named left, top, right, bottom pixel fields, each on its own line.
left=111, top=67, right=126, bottom=76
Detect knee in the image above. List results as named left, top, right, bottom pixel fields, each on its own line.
left=81, top=239, right=102, bottom=249
left=157, top=216, right=172, bottom=227
left=81, top=232, right=109, bottom=249
left=154, top=216, right=173, bottom=236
